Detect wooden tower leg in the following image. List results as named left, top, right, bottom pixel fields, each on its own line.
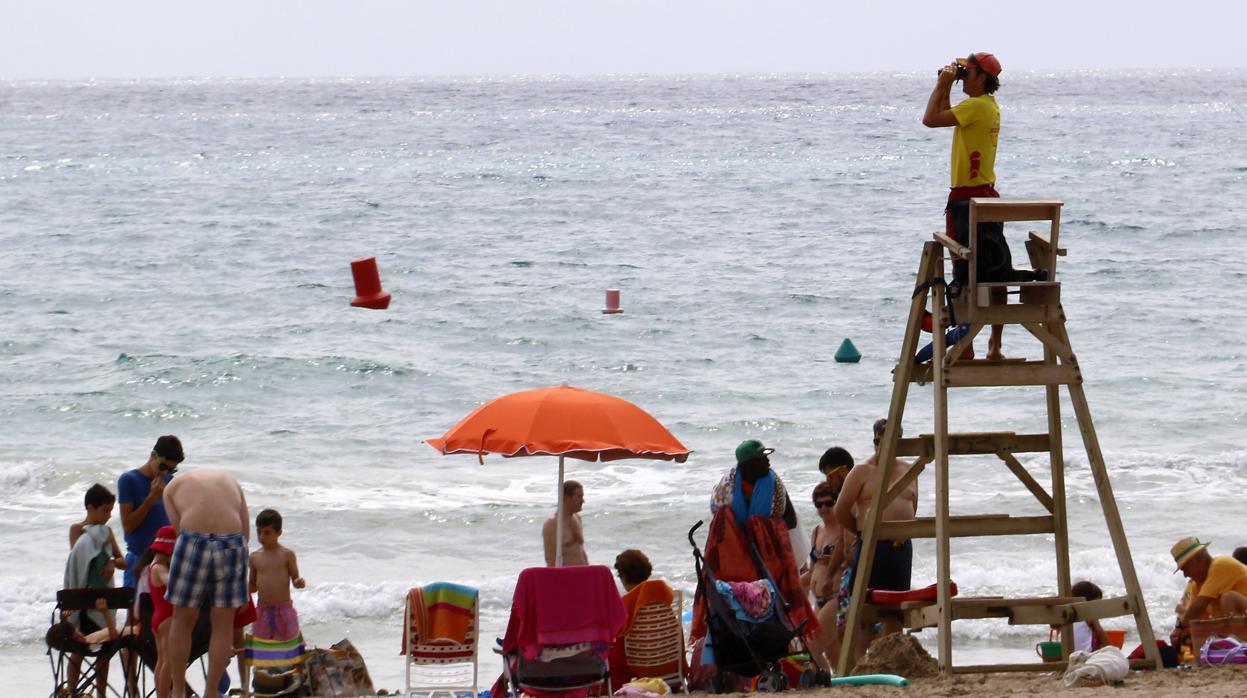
left=931, top=248, right=954, bottom=671
left=1067, top=383, right=1162, bottom=668
left=836, top=242, right=940, bottom=676
left=1043, top=319, right=1074, bottom=657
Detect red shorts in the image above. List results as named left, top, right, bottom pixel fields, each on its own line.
left=234, top=596, right=257, bottom=629
left=945, top=184, right=999, bottom=241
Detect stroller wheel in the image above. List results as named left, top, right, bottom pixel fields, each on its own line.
left=756, top=670, right=784, bottom=693
left=708, top=672, right=732, bottom=695
left=798, top=667, right=818, bottom=688
left=816, top=669, right=833, bottom=687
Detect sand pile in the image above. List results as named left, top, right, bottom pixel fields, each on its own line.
left=851, top=632, right=939, bottom=678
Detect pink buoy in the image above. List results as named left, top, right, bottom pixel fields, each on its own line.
left=349, top=256, right=391, bottom=310
left=602, top=288, right=623, bottom=315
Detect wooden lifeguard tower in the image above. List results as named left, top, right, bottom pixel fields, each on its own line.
left=835, top=199, right=1162, bottom=675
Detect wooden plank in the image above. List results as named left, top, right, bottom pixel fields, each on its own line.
left=879, top=456, right=930, bottom=510
left=976, top=281, right=1059, bottom=289
left=1021, top=322, right=1075, bottom=362
left=951, top=662, right=1069, bottom=674
left=931, top=264, right=954, bottom=672
left=970, top=198, right=1063, bottom=223
left=943, top=361, right=1079, bottom=387
left=933, top=232, right=970, bottom=259
left=960, top=303, right=1064, bottom=325
left=893, top=432, right=1052, bottom=456
left=1067, top=376, right=1162, bottom=670
left=996, top=450, right=1055, bottom=513
left=877, top=514, right=1054, bottom=540
left=1028, top=230, right=1067, bottom=256
left=1045, top=320, right=1074, bottom=658
left=1059, top=596, right=1136, bottom=623
left=950, top=659, right=1155, bottom=675
left=836, top=242, right=939, bottom=677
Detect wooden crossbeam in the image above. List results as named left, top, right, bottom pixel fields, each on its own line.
left=893, top=432, right=1052, bottom=458
left=877, top=514, right=1053, bottom=540
left=969, top=198, right=1063, bottom=222
left=942, top=361, right=1080, bottom=387
left=996, top=450, right=1055, bottom=513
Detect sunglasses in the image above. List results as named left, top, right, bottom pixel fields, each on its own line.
left=814, top=498, right=836, bottom=509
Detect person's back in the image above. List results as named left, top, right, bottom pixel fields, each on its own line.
left=164, top=468, right=248, bottom=536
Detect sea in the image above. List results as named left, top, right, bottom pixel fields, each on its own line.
left=2, top=70, right=1245, bottom=695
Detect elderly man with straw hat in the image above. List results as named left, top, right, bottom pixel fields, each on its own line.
left=1173, top=536, right=1247, bottom=630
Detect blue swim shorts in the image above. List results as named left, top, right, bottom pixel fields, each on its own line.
left=165, top=530, right=248, bottom=610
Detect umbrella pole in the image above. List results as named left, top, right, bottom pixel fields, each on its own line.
left=555, top=455, right=565, bottom=567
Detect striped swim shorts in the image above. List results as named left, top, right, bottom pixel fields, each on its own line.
left=166, top=529, right=248, bottom=610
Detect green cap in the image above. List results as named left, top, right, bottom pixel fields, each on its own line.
left=735, top=439, right=774, bottom=465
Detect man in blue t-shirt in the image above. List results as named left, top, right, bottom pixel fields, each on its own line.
left=117, top=435, right=184, bottom=588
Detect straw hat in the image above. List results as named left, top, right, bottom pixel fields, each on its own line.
left=1171, top=536, right=1209, bottom=572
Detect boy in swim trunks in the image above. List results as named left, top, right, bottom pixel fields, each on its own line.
left=249, top=508, right=306, bottom=641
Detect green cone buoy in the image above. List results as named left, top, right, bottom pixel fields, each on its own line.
left=834, top=338, right=862, bottom=363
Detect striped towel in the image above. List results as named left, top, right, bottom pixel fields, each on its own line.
left=245, top=632, right=308, bottom=668
left=424, top=582, right=476, bottom=643
left=403, top=583, right=477, bottom=654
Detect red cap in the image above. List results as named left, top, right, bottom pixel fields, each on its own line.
left=969, top=52, right=1001, bottom=77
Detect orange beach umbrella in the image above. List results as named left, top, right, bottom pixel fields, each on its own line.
left=426, top=383, right=691, bottom=564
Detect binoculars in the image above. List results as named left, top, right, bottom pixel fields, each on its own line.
left=937, top=60, right=969, bottom=79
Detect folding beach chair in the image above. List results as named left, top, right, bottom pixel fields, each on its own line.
left=132, top=592, right=214, bottom=698
left=622, top=589, right=688, bottom=693
left=499, top=566, right=627, bottom=698
left=402, top=583, right=479, bottom=698
left=47, top=587, right=136, bottom=698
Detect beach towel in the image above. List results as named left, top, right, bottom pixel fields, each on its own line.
left=713, top=579, right=775, bottom=621
left=1062, top=646, right=1128, bottom=687
left=402, top=582, right=477, bottom=653
left=64, top=524, right=115, bottom=629
left=245, top=632, right=308, bottom=668
left=689, top=506, right=819, bottom=650
left=503, top=565, right=627, bottom=660
left=618, top=580, right=675, bottom=638
left=710, top=467, right=787, bottom=522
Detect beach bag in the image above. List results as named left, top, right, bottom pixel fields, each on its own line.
left=305, top=639, right=376, bottom=697
left=1190, top=614, right=1247, bottom=658
left=1061, top=647, right=1128, bottom=687
left=1199, top=636, right=1247, bottom=666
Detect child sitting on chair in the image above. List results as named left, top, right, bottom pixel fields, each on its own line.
left=64, top=483, right=127, bottom=698
left=249, top=508, right=306, bottom=641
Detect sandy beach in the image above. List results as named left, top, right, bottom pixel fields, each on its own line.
left=796, top=666, right=1247, bottom=697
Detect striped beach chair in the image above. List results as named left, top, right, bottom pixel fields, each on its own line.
left=622, top=590, right=688, bottom=693
left=403, top=583, right=479, bottom=698
left=241, top=632, right=308, bottom=698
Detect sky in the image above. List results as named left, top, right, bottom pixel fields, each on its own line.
left=3, top=1, right=1244, bottom=80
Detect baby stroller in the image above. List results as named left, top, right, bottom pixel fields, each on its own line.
left=688, top=521, right=828, bottom=694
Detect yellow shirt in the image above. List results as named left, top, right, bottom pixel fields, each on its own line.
left=950, top=95, right=999, bottom=187
left=1197, top=556, right=1247, bottom=616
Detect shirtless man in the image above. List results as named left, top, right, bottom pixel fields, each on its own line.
left=833, top=419, right=918, bottom=647
left=163, top=468, right=249, bottom=698
left=543, top=480, right=588, bottom=567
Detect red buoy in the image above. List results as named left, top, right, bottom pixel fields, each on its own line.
left=602, top=288, right=623, bottom=314
left=349, top=257, right=391, bottom=310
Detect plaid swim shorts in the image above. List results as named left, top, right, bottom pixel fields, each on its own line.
left=165, top=529, right=248, bottom=610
